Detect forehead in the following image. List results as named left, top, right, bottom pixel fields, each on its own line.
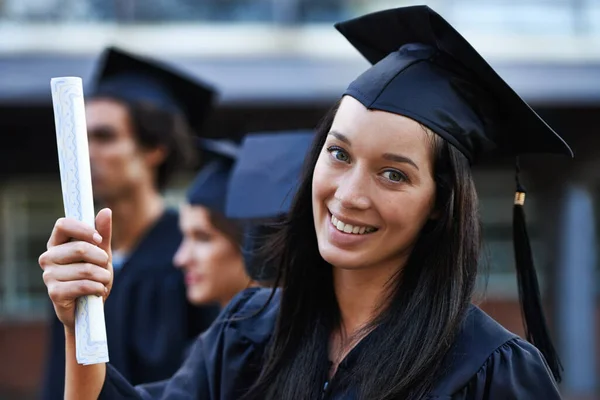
left=86, top=98, right=131, bottom=127
left=179, top=204, right=213, bottom=230
left=331, top=96, right=434, bottom=165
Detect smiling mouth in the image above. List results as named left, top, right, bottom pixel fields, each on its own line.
left=330, top=214, right=378, bottom=235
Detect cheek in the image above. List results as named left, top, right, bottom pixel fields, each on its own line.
left=312, top=155, right=336, bottom=205
left=203, top=242, right=234, bottom=274
left=184, top=243, right=208, bottom=268
left=381, top=188, right=436, bottom=233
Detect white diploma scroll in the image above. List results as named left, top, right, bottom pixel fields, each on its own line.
left=51, top=77, right=109, bottom=365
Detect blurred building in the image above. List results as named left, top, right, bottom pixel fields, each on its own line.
left=0, top=0, right=599, bottom=399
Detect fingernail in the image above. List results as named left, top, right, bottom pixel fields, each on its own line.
left=104, top=286, right=108, bottom=294
left=93, top=233, right=103, bottom=244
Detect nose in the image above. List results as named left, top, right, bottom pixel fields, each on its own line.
left=173, top=240, right=191, bottom=270
left=334, top=167, right=372, bottom=210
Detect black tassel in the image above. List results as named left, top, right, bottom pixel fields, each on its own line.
left=513, top=160, right=563, bottom=382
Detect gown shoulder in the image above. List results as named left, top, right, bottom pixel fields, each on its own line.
left=100, top=287, right=279, bottom=400
left=429, top=306, right=561, bottom=400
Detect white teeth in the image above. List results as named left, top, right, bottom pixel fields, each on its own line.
left=330, top=214, right=376, bottom=235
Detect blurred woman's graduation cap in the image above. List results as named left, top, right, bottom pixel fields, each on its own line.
left=225, top=131, right=315, bottom=281
left=186, top=138, right=239, bottom=214
left=335, top=5, right=573, bottom=381
left=225, top=131, right=315, bottom=220
left=91, top=46, right=217, bottom=135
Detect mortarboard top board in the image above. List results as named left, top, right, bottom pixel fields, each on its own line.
left=225, top=130, right=315, bottom=220
left=186, top=138, right=239, bottom=214
left=335, top=5, right=570, bottom=382
left=91, top=46, right=217, bottom=135
left=335, top=6, right=573, bottom=163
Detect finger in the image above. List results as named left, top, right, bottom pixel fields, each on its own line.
left=47, top=280, right=107, bottom=303
left=39, top=241, right=109, bottom=267
left=47, top=218, right=103, bottom=249
left=95, top=208, right=113, bottom=264
left=43, top=263, right=112, bottom=286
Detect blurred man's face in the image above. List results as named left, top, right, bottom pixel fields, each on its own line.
left=86, top=98, right=151, bottom=202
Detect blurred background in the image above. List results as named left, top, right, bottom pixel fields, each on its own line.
left=0, top=0, right=599, bottom=399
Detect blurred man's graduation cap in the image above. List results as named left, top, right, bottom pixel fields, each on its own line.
left=91, top=46, right=217, bottom=135
left=335, top=5, right=573, bottom=381
left=186, top=138, right=239, bottom=214
left=225, top=130, right=315, bottom=281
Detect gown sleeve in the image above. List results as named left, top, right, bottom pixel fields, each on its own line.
left=99, top=287, right=275, bottom=400
left=448, top=338, right=562, bottom=400
left=40, top=311, right=67, bottom=400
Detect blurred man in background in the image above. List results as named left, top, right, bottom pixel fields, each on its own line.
left=41, top=47, right=220, bottom=399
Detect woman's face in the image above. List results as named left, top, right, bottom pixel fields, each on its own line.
left=312, top=96, right=437, bottom=272
left=174, top=204, right=248, bottom=307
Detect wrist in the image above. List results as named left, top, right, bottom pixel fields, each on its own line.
left=64, top=325, right=76, bottom=339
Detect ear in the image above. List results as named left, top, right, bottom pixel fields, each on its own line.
left=143, top=145, right=168, bottom=168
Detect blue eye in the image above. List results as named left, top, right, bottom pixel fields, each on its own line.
left=327, top=146, right=350, bottom=163
left=382, top=170, right=406, bottom=182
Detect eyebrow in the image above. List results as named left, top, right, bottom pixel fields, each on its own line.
left=383, top=153, right=419, bottom=171
left=88, top=126, right=117, bottom=136
left=328, top=130, right=420, bottom=171
left=328, top=130, right=351, bottom=145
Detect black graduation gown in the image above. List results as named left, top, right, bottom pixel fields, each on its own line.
left=98, top=287, right=562, bottom=399
left=41, top=209, right=219, bottom=399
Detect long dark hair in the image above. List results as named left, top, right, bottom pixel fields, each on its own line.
left=245, top=101, right=481, bottom=400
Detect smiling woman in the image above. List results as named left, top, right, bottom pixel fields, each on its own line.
left=249, top=94, right=481, bottom=399
left=312, top=97, right=438, bottom=273
left=38, top=5, right=570, bottom=400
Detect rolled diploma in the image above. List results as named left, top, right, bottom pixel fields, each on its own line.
left=51, top=77, right=109, bottom=365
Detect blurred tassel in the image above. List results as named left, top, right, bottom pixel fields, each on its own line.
left=513, top=159, right=563, bottom=382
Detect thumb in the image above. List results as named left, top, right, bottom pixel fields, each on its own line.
left=95, top=208, right=113, bottom=264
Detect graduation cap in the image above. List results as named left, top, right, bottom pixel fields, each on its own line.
left=91, top=46, right=217, bottom=135
left=335, top=5, right=572, bottom=381
left=186, top=138, right=239, bottom=214
left=225, top=130, right=315, bottom=220
left=225, top=130, right=315, bottom=282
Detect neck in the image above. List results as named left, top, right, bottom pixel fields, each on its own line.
left=218, top=279, right=259, bottom=309
left=102, top=184, right=165, bottom=254
left=332, top=256, right=408, bottom=337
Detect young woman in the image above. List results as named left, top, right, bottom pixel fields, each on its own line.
left=174, top=154, right=256, bottom=309
left=39, top=6, right=568, bottom=399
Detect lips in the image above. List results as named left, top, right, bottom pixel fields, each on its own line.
left=330, top=213, right=378, bottom=235
left=185, top=273, right=203, bottom=285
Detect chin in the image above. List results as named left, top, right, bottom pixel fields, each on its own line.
left=318, top=243, right=368, bottom=270
left=187, top=288, right=211, bottom=306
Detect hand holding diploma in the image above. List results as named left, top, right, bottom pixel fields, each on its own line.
left=39, top=77, right=111, bottom=365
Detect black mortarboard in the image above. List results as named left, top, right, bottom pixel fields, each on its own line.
left=225, top=130, right=315, bottom=220
left=186, top=139, right=238, bottom=214
left=92, top=46, right=216, bottom=134
left=225, top=130, right=315, bottom=282
left=336, top=5, right=572, bottom=381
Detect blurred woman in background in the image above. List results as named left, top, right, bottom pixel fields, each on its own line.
left=175, top=144, right=256, bottom=309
